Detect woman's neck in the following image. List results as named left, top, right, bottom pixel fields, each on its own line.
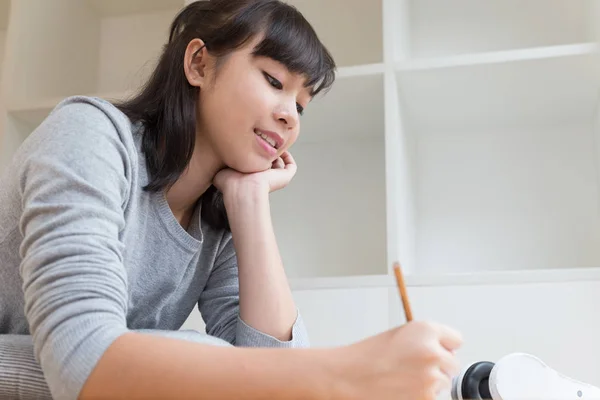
left=166, top=139, right=223, bottom=227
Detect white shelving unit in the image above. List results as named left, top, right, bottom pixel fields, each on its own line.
left=388, top=0, right=600, bottom=278
left=5, top=0, right=600, bottom=389
left=2, top=0, right=600, bottom=285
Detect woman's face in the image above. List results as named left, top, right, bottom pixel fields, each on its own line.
left=193, top=37, right=312, bottom=174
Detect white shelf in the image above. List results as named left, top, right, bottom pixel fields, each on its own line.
left=395, top=0, right=599, bottom=60
left=1, top=91, right=130, bottom=171
left=395, top=41, right=600, bottom=276
left=336, top=63, right=385, bottom=78
left=398, top=42, right=600, bottom=71
left=289, top=266, right=600, bottom=291
left=286, top=0, right=383, bottom=67
left=397, top=44, right=600, bottom=131
left=405, top=267, right=600, bottom=287
left=7, top=91, right=132, bottom=127
left=290, top=274, right=392, bottom=291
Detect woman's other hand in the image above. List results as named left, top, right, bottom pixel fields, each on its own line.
left=213, top=151, right=297, bottom=201
left=331, top=320, right=463, bottom=400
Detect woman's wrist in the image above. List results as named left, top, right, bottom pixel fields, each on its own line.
left=222, top=180, right=269, bottom=210
left=318, top=346, right=357, bottom=400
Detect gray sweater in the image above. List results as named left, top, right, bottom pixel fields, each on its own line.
left=0, top=96, right=309, bottom=400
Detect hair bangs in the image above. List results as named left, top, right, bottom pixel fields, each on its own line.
left=251, top=3, right=336, bottom=97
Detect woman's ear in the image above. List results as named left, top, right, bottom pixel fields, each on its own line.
left=184, top=38, right=210, bottom=88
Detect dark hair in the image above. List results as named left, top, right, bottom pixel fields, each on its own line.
left=114, top=0, right=336, bottom=231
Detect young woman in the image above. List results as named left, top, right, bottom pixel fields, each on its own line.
left=0, top=1, right=462, bottom=399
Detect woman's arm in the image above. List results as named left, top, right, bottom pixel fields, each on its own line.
left=197, top=225, right=309, bottom=348
left=79, top=332, right=337, bottom=400
left=223, top=184, right=299, bottom=342
left=18, top=99, right=134, bottom=399
left=0, top=331, right=333, bottom=400
left=208, top=152, right=307, bottom=345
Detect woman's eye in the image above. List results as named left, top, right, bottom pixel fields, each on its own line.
left=264, top=72, right=282, bottom=89
left=263, top=72, right=304, bottom=116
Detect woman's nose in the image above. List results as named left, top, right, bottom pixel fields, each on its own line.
left=273, top=103, right=299, bottom=130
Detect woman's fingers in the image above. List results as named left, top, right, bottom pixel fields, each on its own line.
left=280, top=151, right=296, bottom=169
left=438, top=349, right=460, bottom=378
left=272, top=157, right=285, bottom=169
left=437, top=324, right=463, bottom=352
left=265, top=152, right=297, bottom=192
left=433, top=369, right=452, bottom=394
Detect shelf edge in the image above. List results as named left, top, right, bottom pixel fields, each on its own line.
left=395, top=42, right=600, bottom=72
left=337, top=63, right=385, bottom=78
left=289, top=267, right=600, bottom=291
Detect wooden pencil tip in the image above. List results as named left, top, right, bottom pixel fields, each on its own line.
left=393, top=261, right=413, bottom=323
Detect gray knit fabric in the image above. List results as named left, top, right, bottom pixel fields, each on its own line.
left=0, top=335, right=49, bottom=400
left=0, top=96, right=309, bottom=400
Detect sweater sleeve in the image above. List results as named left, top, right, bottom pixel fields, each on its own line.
left=17, top=100, right=132, bottom=400
left=198, top=233, right=310, bottom=348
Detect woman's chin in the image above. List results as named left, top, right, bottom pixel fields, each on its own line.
left=227, top=159, right=273, bottom=174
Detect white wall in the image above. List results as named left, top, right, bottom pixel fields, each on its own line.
left=270, top=139, right=388, bottom=279
left=285, top=0, right=383, bottom=67
left=98, top=9, right=177, bottom=94
left=415, top=123, right=600, bottom=274
left=407, top=0, right=591, bottom=57
left=3, top=0, right=101, bottom=106
left=294, top=286, right=390, bottom=347
left=0, top=30, right=5, bottom=79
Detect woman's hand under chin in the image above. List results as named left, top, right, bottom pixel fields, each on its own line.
left=213, top=151, right=297, bottom=203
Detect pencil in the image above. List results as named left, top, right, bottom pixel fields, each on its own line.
left=393, top=262, right=413, bottom=322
